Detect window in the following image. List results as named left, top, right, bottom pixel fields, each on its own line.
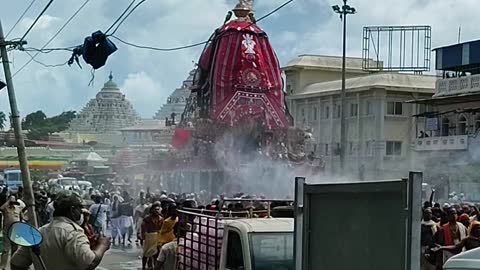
left=350, top=103, right=358, bottom=117
left=386, top=141, right=402, bottom=156
left=441, top=118, right=450, bottom=136
left=366, top=101, right=372, bottom=115
left=335, top=104, right=341, bottom=118
left=387, top=101, right=403, bottom=116
left=418, top=104, right=430, bottom=115
left=287, top=84, right=293, bottom=94
left=334, top=143, right=340, bottom=156
left=458, top=116, right=467, bottom=135
left=365, top=141, right=373, bottom=156
left=250, top=233, right=294, bottom=270
left=324, top=144, right=329, bottom=156
left=475, top=115, right=480, bottom=133
left=348, top=142, right=355, bottom=155
left=313, top=107, right=318, bottom=121
left=323, top=106, right=330, bottom=119
left=226, top=231, right=244, bottom=269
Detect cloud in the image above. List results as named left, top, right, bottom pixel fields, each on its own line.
left=120, top=71, right=165, bottom=117
left=0, top=0, right=479, bottom=121
left=19, top=15, right=61, bottom=31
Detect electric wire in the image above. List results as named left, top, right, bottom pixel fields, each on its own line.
left=110, top=35, right=208, bottom=52
left=19, top=0, right=54, bottom=42
left=13, top=0, right=92, bottom=77
left=24, top=51, right=68, bottom=67
left=108, top=0, right=147, bottom=35
left=6, top=0, right=38, bottom=38
left=109, top=0, right=295, bottom=52
left=14, top=0, right=295, bottom=68
left=104, top=0, right=137, bottom=34
left=22, top=46, right=76, bottom=54
left=255, top=0, right=294, bottom=22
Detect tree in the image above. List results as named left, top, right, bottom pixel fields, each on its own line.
left=0, top=111, right=6, bottom=130
left=22, top=110, right=47, bottom=131
left=22, top=110, right=76, bottom=140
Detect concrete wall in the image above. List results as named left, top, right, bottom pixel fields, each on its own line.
left=285, top=68, right=367, bottom=94
left=289, top=81, right=433, bottom=179
left=0, top=147, right=114, bottom=159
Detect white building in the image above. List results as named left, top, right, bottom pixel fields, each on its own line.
left=408, top=39, right=480, bottom=200
left=284, top=55, right=436, bottom=179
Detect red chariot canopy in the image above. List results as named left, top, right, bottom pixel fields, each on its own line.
left=198, top=21, right=289, bottom=129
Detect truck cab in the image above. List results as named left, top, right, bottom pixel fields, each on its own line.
left=220, top=218, right=293, bottom=270
left=177, top=207, right=293, bottom=270
left=443, top=247, right=480, bottom=270
left=3, top=169, right=23, bottom=193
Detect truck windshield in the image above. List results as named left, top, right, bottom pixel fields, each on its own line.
left=249, top=232, right=293, bottom=270
left=6, top=172, right=20, bottom=182
left=59, top=179, right=76, bottom=186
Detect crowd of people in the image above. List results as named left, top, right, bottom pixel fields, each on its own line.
left=0, top=189, right=111, bottom=270
left=421, top=201, right=480, bottom=270
left=5, top=184, right=475, bottom=270
left=0, top=184, right=269, bottom=270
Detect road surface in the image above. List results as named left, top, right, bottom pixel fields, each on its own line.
left=98, top=243, right=143, bottom=270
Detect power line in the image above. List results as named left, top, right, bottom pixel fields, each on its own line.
left=19, top=0, right=54, bottom=42
left=6, top=0, right=38, bottom=38
left=108, top=0, right=147, bottom=35
left=11, top=0, right=295, bottom=71
left=104, top=0, right=137, bottom=34
left=109, top=0, right=295, bottom=52
left=22, top=46, right=76, bottom=54
left=110, top=35, right=208, bottom=52
left=24, top=51, right=68, bottom=67
left=13, top=0, right=92, bottom=77
left=256, top=0, right=294, bottom=22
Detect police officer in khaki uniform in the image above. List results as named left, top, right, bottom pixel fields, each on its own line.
left=10, top=193, right=111, bottom=270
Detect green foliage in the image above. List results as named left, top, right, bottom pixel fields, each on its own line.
left=22, top=110, right=76, bottom=140
left=22, top=110, right=47, bottom=131
left=30, top=170, right=48, bottom=183
left=0, top=111, right=6, bottom=130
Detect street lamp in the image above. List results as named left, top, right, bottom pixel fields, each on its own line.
left=332, top=0, right=356, bottom=172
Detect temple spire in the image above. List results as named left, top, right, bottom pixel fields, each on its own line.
left=109, top=71, right=113, bottom=81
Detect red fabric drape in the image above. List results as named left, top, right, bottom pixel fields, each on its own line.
left=172, top=128, right=192, bottom=149
left=198, top=21, right=288, bottom=129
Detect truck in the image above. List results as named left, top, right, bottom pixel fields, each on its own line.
left=176, top=200, right=294, bottom=270
left=3, top=169, right=23, bottom=193
left=47, top=177, right=80, bottom=193
left=444, top=247, right=480, bottom=270
left=293, top=172, right=423, bottom=270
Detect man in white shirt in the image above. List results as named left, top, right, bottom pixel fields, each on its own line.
left=89, top=195, right=109, bottom=235
left=156, top=223, right=182, bottom=270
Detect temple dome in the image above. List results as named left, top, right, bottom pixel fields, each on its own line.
left=153, top=68, right=195, bottom=120
left=68, top=73, right=140, bottom=134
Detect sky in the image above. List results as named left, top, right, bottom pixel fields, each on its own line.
left=1, top=0, right=479, bottom=120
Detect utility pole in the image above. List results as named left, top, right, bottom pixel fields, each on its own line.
left=0, top=19, right=38, bottom=227
left=332, top=0, right=356, bottom=172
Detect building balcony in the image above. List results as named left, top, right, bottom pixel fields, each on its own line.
left=434, top=74, right=480, bottom=97
left=414, top=135, right=468, bottom=151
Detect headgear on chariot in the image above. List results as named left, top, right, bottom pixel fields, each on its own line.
left=232, top=1, right=253, bottom=18
left=232, top=2, right=251, bottom=12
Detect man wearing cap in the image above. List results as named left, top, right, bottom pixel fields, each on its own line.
left=10, top=193, right=111, bottom=270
